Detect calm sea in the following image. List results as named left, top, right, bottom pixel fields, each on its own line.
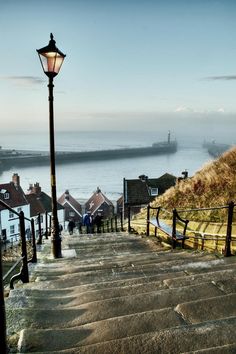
left=0, top=130, right=215, bottom=203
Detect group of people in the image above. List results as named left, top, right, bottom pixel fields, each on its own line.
left=67, top=212, right=103, bottom=235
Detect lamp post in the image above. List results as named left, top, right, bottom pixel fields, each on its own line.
left=37, top=33, right=66, bottom=258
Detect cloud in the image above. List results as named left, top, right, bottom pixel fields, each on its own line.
left=205, top=75, right=236, bottom=81
left=0, top=75, right=45, bottom=86
left=175, top=105, right=193, bottom=112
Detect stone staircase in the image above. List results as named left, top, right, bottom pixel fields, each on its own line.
left=6, top=232, right=236, bottom=353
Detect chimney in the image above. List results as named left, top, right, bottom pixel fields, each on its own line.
left=32, top=182, right=41, bottom=196
left=65, top=190, right=69, bottom=200
left=28, top=182, right=41, bottom=196
left=12, top=173, right=20, bottom=188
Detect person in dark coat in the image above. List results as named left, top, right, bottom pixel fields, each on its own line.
left=94, top=212, right=102, bottom=233
left=68, top=219, right=75, bottom=235
left=83, top=212, right=92, bottom=234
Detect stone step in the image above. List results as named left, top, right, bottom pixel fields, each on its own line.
left=32, top=252, right=220, bottom=277
left=7, top=283, right=223, bottom=325
left=183, top=343, right=236, bottom=353
left=17, top=317, right=236, bottom=353
left=8, top=307, right=183, bottom=341
left=164, top=268, right=236, bottom=289
left=175, top=293, right=236, bottom=324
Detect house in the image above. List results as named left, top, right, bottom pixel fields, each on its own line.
left=58, top=190, right=82, bottom=226
left=84, top=187, right=114, bottom=219
left=122, top=173, right=177, bottom=218
left=0, top=173, right=30, bottom=242
left=26, top=182, right=64, bottom=237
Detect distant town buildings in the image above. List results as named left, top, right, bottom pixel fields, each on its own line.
left=26, top=182, right=64, bottom=237
left=0, top=172, right=177, bottom=241
left=84, top=187, right=114, bottom=219
left=122, top=173, right=177, bottom=217
left=58, top=190, right=83, bottom=225
left=0, top=174, right=30, bottom=241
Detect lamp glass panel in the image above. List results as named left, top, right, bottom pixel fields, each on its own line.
left=39, top=52, right=64, bottom=75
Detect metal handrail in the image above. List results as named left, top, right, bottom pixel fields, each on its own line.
left=145, top=202, right=235, bottom=256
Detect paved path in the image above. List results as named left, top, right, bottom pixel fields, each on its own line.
left=6, top=232, right=236, bottom=353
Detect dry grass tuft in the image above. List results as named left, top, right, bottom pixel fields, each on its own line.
left=139, top=146, right=236, bottom=221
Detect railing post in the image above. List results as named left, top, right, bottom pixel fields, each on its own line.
left=28, top=218, right=37, bottom=263
left=146, top=204, right=150, bottom=236
left=10, top=211, right=29, bottom=289
left=111, top=218, right=114, bottom=232
left=107, top=219, right=109, bottom=232
left=128, top=206, right=131, bottom=233
left=120, top=211, right=124, bottom=232
left=172, top=209, right=177, bottom=249
left=45, top=211, right=48, bottom=239
left=37, top=213, right=42, bottom=245
left=19, top=211, right=29, bottom=283
left=0, top=241, right=8, bottom=353
left=49, top=214, right=52, bottom=236
left=224, top=201, right=234, bottom=257
left=115, top=215, right=118, bottom=232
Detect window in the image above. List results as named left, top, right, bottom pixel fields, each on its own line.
left=69, top=211, right=75, bottom=217
left=4, top=192, right=9, bottom=200
left=17, top=207, right=22, bottom=213
left=10, top=225, right=15, bottom=235
left=150, top=188, right=158, bottom=196
left=9, top=211, right=14, bottom=219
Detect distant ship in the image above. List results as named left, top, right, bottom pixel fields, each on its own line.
left=0, top=132, right=177, bottom=169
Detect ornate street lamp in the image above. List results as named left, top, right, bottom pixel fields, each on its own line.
left=37, top=34, right=66, bottom=258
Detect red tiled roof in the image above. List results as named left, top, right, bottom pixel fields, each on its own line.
left=0, top=182, right=28, bottom=211
left=85, top=188, right=113, bottom=215
left=25, top=194, right=45, bottom=217
left=58, top=191, right=82, bottom=216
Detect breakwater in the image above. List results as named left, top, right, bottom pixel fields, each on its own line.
left=0, top=141, right=177, bottom=169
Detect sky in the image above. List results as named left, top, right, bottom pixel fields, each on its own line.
left=0, top=0, right=236, bottom=135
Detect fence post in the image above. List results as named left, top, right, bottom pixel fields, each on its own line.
left=28, top=218, right=37, bottom=263
left=224, top=201, right=234, bottom=257
left=120, top=211, right=124, bottom=232
left=115, top=215, right=118, bottom=232
left=172, top=209, right=177, bottom=249
left=128, top=206, right=131, bottom=233
left=10, top=211, right=30, bottom=289
left=45, top=211, right=48, bottom=239
left=19, top=211, right=29, bottom=283
left=0, top=241, right=8, bottom=353
left=49, top=214, right=52, bottom=236
left=111, top=218, right=114, bottom=232
left=37, top=213, right=42, bottom=245
left=146, top=204, right=150, bottom=236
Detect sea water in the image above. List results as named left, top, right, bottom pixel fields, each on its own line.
left=0, top=130, right=216, bottom=203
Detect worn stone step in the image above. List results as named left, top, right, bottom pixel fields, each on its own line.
left=9, top=279, right=168, bottom=304
left=164, top=268, right=236, bottom=289
left=7, top=283, right=223, bottom=324
left=18, top=317, right=236, bottom=353
left=183, top=343, right=236, bottom=353
left=175, top=293, right=236, bottom=324
left=32, top=252, right=220, bottom=278
left=8, top=307, right=183, bottom=341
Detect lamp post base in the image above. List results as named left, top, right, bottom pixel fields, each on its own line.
left=51, top=236, right=62, bottom=258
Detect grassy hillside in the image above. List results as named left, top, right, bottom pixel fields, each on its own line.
left=140, top=146, right=236, bottom=222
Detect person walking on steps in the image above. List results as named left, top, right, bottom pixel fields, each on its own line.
left=68, top=219, right=75, bottom=235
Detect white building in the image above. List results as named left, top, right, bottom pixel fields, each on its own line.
left=0, top=174, right=30, bottom=242
left=25, top=182, right=64, bottom=238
